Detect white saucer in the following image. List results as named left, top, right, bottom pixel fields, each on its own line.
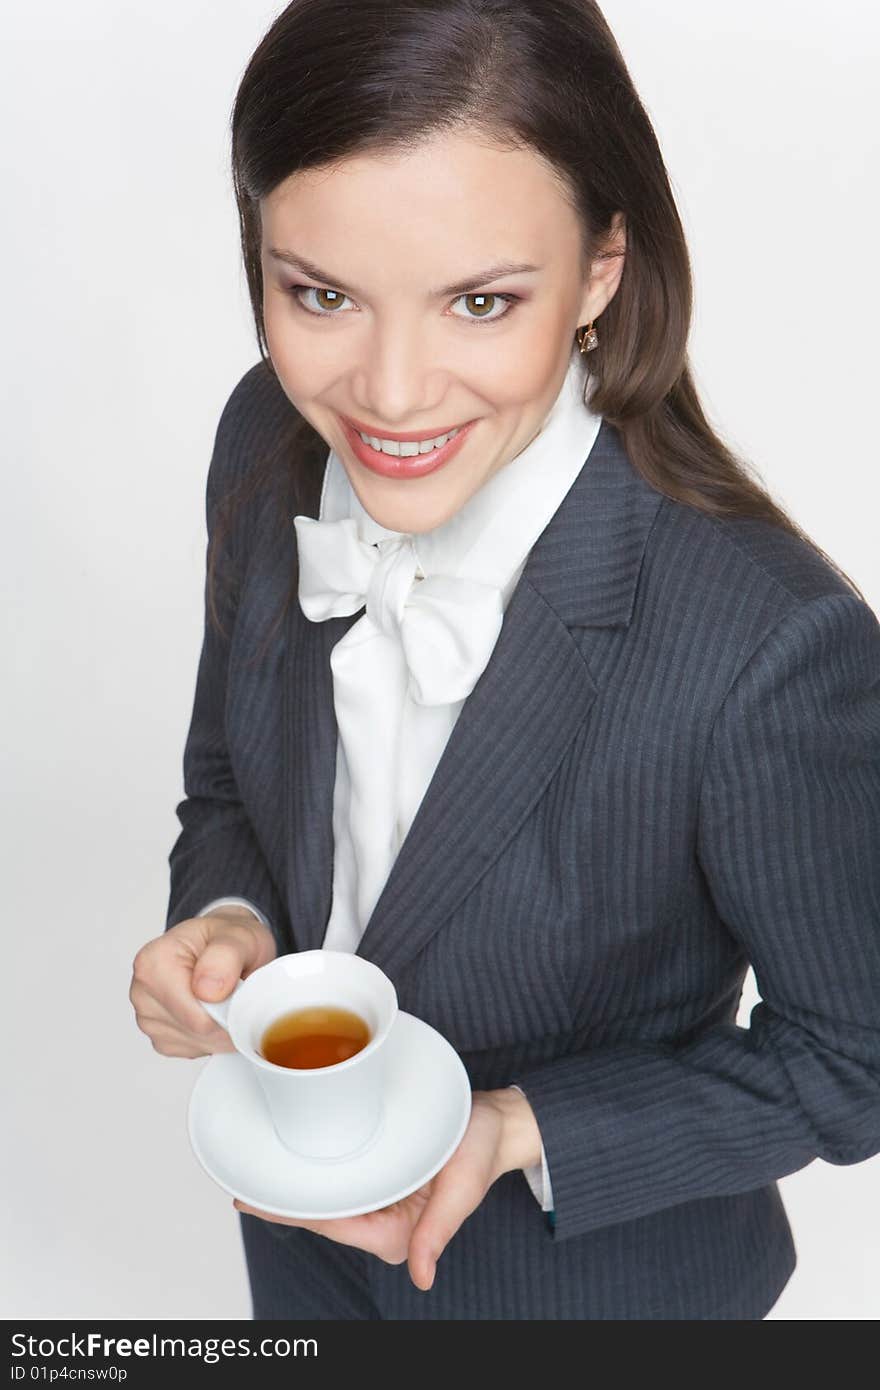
left=187, top=1010, right=472, bottom=1219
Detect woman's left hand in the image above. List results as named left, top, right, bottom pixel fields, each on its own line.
left=232, top=1087, right=541, bottom=1292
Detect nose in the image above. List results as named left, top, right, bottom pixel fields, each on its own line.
left=354, top=321, right=448, bottom=430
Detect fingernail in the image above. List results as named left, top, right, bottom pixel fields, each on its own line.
left=196, top=975, right=225, bottom=995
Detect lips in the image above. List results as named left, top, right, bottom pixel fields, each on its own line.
left=339, top=414, right=477, bottom=480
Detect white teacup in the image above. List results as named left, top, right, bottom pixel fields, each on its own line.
left=199, top=949, right=398, bottom=1161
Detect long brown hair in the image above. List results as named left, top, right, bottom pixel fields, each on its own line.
left=208, top=0, right=866, bottom=643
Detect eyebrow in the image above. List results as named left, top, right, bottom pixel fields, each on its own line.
left=266, top=248, right=541, bottom=298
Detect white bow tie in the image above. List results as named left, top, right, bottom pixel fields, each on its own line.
left=293, top=514, right=505, bottom=706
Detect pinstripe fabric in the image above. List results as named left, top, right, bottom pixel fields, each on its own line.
left=167, top=360, right=880, bottom=1319
left=240, top=1214, right=380, bottom=1320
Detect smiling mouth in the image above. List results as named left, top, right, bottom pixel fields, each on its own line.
left=350, top=424, right=463, bottom=457
left=339, top=413, right=478, bottom=479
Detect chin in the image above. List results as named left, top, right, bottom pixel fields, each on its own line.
left=350, top=478, right=468, bottom=535
left=369, top=509, right=444, bottom=536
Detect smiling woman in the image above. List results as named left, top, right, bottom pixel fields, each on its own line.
left=146, top=0, right=880, bottom=1326
left=255, top=132, right=624, bottom=530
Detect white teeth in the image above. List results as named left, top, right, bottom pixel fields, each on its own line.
left=357, top=426, right=460, bottom=456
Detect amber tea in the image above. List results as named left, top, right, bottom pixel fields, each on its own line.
left=259, top=1004, right=372, bottom=1070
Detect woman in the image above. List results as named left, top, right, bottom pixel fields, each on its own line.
left=129, top=0, right=880, bottom=1319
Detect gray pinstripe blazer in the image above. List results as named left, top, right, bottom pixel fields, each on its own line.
left=166, top=361, right=880, bottom=1319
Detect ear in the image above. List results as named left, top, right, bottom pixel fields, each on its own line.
left=576, top=211, right=627, bottom=323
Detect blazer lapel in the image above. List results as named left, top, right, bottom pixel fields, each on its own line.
left=353, top=576, right=599, bottom=977
left=284, top=603, right=355, bottom=954
left=284, top=419, right=664, bottom=975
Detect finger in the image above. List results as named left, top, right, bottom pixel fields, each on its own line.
left=296, top=1213, right=408, bottom=1262
left=130, top=979, right=233, bottom=1053
left=144, top=1019, right=235, bottom=1057
left=407, top=1171, right=484, bottom=1291
left=130, top=978, right=191, bottom=1029
left=234, top=1200, right=409, bottom=1264
left=137, top=1013, right=234, bottom=1053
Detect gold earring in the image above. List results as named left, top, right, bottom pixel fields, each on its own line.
left=577, top=321, right=599, bottom=353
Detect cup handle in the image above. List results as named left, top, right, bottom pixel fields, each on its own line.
left=198, top=979, right=244, bottom=1032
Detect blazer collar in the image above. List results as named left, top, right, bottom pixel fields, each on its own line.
left=284, top=418, right=664, bottom=978
left=520, top=416, right=664, bottom=628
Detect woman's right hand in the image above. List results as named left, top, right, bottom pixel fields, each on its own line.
left=129, top=905, right=278, bottom=1058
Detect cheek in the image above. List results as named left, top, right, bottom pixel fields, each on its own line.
left=263, top=309, right=324, bottom=403
left=486, top=336, right=564, bottom=416
left=263, top=301, right=293, bottom=372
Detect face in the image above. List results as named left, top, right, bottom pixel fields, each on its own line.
left=260, top=128, right=625, bottom=534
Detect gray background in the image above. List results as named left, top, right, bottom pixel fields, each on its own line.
left=2, top=0, right=878, bottom=1319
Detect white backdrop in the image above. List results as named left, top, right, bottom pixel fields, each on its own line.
left=2, top=0, right=878, bottom=1320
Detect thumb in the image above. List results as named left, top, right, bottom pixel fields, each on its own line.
left=407, top=1175, right=479, bottom=1292
left=192, top=939, right=250, bottom=1000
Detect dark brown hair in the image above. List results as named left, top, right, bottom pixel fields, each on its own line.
left=208, top=0, right=866, bottom=642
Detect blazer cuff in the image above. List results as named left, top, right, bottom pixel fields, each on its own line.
left=196, top=896, right=273, bottom=930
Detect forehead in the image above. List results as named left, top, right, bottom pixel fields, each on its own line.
left=260, top=130, right=580, bottom=281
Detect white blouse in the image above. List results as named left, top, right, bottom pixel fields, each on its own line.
left=201, top=344, right=604, bottom=1213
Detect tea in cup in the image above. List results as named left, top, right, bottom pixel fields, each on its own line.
left=260, top=1003, right=372, bottom=1070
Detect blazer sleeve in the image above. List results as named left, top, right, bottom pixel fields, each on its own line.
left=164, top=380, right=290, bottom=956
left=511, top=590, right=880, bottom=1243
